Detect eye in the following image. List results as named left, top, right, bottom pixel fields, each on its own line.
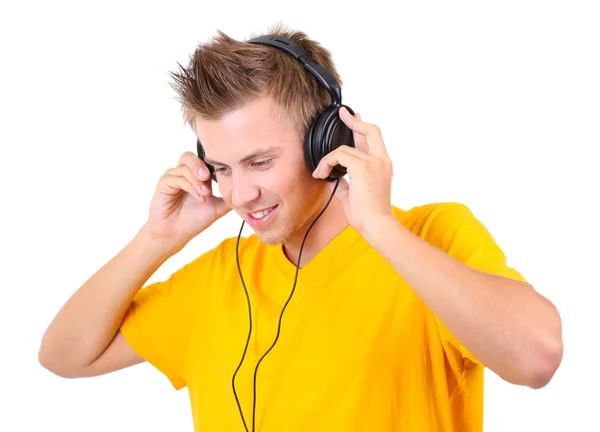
left=252, top=159, right=272, bottom=168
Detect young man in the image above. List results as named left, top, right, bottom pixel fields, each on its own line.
left=38, top=24, right=563, bottom=431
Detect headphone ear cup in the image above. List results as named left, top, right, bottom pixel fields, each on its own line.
left=304, top=105, right=355, bottom=181
left=303, top=112, right=322, bottom=175
left=196, top=139, right=217, bottom=183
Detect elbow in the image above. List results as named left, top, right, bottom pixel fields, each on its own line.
left=524, top=300, right=564, bottom=389
left=38, top=341, right=81, bottom=379
left=525, top=336, right=564, bottom=390
left=38, top=344, right=66, bottom=378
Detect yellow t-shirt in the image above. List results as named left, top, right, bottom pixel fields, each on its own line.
left=120, top=202, right=529, bottom=431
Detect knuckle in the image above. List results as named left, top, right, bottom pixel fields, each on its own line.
left=369, top=157, right=384, bottom=170
left=383, top=160, right=393, bottom=175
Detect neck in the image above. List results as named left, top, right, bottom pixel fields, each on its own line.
left=282, top=190, right=349, bottom=268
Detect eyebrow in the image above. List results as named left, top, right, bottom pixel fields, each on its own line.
left=203, top=146, right=283, bottom=166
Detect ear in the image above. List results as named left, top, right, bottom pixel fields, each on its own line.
left=329, top=177, right=349, bottom=202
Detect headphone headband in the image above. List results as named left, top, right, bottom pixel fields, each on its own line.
left=247, top=35, right=342, bottom=106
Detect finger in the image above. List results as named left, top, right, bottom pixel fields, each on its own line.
left=160, top=172, right=206, bottom=203
left=165, top=165, right=211, bottom=197
left=350, top=113, right=368, bottom=154
left=335, top=144, right=370, bottom=160
left=313, top=147, right=366, bottom=179
left=339, top=107, right=387, bottom=157
left=178, top=151, right=212, bottom=182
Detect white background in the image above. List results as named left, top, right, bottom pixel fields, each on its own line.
left=1, top=1, right=598, bottom=431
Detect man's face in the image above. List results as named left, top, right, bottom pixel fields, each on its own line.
left=195, top=96, right=329, bottom=245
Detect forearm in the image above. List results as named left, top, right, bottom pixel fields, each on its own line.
left=39, top=225, right=177, bottom=371
left=362, top=216, right=563, bottom=388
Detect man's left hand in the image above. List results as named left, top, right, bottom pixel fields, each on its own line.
left=312, top=106, right=394, bottom=235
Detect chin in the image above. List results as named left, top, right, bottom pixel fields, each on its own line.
left=256, top=235, right=283, bottom=246
left=254, top=228, right=291, bottom=246
left=253, top=220, right=300, bottom=246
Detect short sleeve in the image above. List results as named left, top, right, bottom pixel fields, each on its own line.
left=119, top=253, right=210, bottom=390
left=423, top=203, right=531, bottom=369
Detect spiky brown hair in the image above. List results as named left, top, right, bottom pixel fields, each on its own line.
left=168, top=22, right=343, bottom=139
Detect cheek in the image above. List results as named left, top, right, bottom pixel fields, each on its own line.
left=278, top=169, right=311, bottom=196
left=263, top=164, right=300, bottom=193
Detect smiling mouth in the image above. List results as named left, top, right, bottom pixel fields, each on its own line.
left=248, top=206, right=276, bottom=219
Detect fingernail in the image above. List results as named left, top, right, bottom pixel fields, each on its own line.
left=197, top=168, right=208, bottom=178
left=201, top=185, right=209, bottom=193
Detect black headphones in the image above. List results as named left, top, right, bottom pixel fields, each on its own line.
left=196, top=34, right=355, bottom=182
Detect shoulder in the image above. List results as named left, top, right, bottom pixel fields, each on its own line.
left=393, top=202, right=528, bottom=282
left=390, top=201, right=476, bottom=238
left=391, top=201, right=503, bottom=256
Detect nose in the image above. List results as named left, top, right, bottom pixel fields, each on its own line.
left=229, top=170, right=260, bottom=209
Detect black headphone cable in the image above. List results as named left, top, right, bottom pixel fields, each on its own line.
left=232, top=177, right=341, bottom=432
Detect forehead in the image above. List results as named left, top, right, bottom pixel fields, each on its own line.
left=194, top=97, right=300, bottom=156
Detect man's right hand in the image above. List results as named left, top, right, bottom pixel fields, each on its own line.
left=39, top=151, right=232, bottom=380
left=145, top=151, right=231, bottom=249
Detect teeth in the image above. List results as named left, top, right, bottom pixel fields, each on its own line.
left=251, top=208, right=272, bottom=219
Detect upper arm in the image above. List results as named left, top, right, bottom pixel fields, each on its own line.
left=80, top=329, right=145, bottom=378
left=423, top=203, right=530, bottom=367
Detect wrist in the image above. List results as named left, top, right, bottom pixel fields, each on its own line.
left=358, top=213, right=401, bottom=248
left=136, top=224, right=184, bottom=260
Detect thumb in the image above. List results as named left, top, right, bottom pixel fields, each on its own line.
left=329, top=177, right=349, bottom=202
left=212, top=196, right=232, bottom=217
